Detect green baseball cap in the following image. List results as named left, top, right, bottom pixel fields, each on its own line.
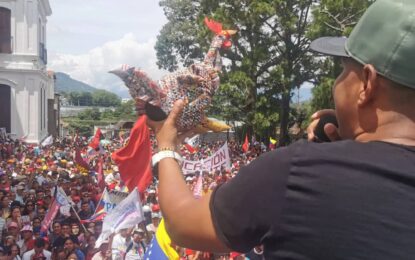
left=310, top=0, right=415, bottom=89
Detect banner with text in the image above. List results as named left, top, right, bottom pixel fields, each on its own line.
left=95, top=188, right=143, bottom=248
left=102, top=189, right=129, bottom=213
left=182, top=142, right=231, bottom=175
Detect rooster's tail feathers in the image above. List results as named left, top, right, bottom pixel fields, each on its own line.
left=110, top=64, right=164, bottom=110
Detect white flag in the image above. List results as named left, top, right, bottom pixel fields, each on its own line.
left=95, top=188, right=143, bottom=248
left=54, top=187, right=71, bottom=206
left=102, top=188, right=129, bottom=213
left=185, top=134, right=200, bottom=148
left=41, top=135, right=53, bottom=147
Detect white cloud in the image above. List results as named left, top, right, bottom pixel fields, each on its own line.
left=49, top=34, right=167, bottom=98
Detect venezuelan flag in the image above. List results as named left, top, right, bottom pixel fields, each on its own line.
left=270, top=137, right=277, bottom=145
left=144, top=219, right=179, bottom=260
left=80, top=208, right=106, bottom=224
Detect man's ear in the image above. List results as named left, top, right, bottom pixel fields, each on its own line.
left=359, top=64, right=378, bottom=106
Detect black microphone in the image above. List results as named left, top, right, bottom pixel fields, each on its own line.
left=313, top=114, right=338, bottom=142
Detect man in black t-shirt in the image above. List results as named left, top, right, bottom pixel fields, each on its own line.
left=148, top=0, right=415, bottom=259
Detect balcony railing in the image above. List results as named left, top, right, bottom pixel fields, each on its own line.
left=0, top=36, right=12, bottom=54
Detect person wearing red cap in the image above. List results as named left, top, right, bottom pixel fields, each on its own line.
left=151, top=204, right=160, bottom=212
left=18, top=225, right=35, bottom=255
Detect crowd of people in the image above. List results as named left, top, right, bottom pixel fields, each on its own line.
left=0, top=131, right=268, bottom=260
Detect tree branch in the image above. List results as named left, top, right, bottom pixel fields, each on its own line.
left=323, top=22, right=343, bottom=32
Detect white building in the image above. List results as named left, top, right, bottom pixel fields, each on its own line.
left=0, top=0, right=53, bottom=143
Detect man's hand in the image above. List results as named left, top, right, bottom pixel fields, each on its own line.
left=307, top=109, right=341, bottom=142
left=147, top=100, right=196, bottom=150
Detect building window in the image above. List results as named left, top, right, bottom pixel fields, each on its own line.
left=40, top=88, right=43, bottom=130
left=0, top=7, right=11, bottom=54
left=43, top=88, right=46, bottom=130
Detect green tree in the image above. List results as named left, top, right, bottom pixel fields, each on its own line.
left=112, top=100, right=137, bottom=120
left=308, top=0, right=374, bottom=112
left=77, top=108, right=101, bottom=121
left=68, top=91, right=81, bottom=106
left=92, top=90, right=121, bottom=107
left=68, top=122, right=93, bottom=137
left=156, top=0, right=318, bottom=146
left=80, top=92, right=93, bottom=106
left=66, top=91, right=93, bottom=106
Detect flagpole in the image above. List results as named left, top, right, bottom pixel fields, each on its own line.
left=93, top=187, right=106, bottom=215
left=108, top=233, right=115, bottom=257
left=58, top=186, right=89, bottom=234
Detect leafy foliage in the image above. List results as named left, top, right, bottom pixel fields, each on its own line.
left=62, top=90, right=121, bottom=107
left=65, top=100, right=137, bottom=136
left=154, top=0, right=375, bottom=145
left=308, top=0, right=374, bottom=112
left=156, top=0, right=318, bottom=145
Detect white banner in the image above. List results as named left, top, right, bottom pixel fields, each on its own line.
left=41, top=135, right=53, bottom=147
left=182, top=142, right=231, bottom=175
left=102, top=188, right=129, bottom=213
left=95, top=188, right=143, bottom=248
left=0, top=128, right=6, bottom=139
left=53, top=187, right=70, bottom=206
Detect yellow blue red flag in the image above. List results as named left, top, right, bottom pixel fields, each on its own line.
left=144, top=219, right=179, bottom=260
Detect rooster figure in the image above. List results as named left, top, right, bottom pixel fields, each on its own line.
left=110, top=18, right=236, bottom=133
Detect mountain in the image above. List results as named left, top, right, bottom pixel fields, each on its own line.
left=54, top=72, right=98, bottom=93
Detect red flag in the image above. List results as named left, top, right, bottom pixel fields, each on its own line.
left=96, top=157, right=105, bottom=190
left=40, top=188, right=60, bottom=234
left=74, top=148, right=90, bottom=174
left=184, top=144, right=196, bottom=154
left=40, top=199, right=59, bottom=234
left=112, top=116, right=152, bottom=193
left=242, top=134, right=249, bottom=153
left=89, top=128, right=103, bottom=150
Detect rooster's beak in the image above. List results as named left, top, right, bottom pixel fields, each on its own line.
left=222, top=30, right=237, bottom=36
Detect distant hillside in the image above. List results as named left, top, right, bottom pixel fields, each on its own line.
left=55, top=72, right=98, bottom=93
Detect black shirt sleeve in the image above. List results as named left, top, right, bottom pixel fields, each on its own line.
left=210, top=144, right=296, bottom=253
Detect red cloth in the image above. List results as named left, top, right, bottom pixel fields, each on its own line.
left=89, top=128, right=102, bottom=150
left=40, top=199, right=59, bottom=233
left=112, top=116, right=152, bottom=193
left=184, top=143, right=196, bottom=154
left=242, top=134, right=249, bottom=153
left=74, top=149, right=90, bottom=173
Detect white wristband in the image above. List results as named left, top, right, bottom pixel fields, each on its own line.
left=152, top=150, right=183, bottom=167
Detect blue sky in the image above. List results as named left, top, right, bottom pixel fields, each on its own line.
left=47, top=0, right=312, bottom=101
left=47, top=0, right=168, bottom=98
